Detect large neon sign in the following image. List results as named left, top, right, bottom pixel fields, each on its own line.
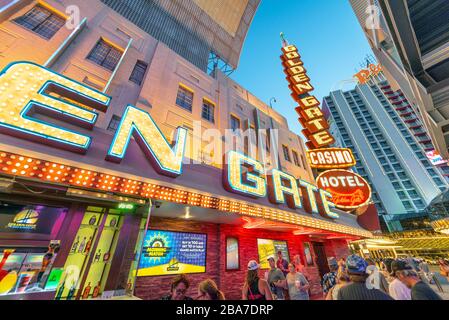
left=281, top=42, right=335, bottom=149
left=0, top=62, right=110, bottom=153
left=0, top=61, right=339, bottom=220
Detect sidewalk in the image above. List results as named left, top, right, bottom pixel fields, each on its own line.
left=430, top=284, right=449, bottom=300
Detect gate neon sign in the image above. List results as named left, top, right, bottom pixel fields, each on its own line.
left=0, top=61, right=339, bottom=220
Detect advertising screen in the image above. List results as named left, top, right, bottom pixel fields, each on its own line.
left=426, top=150, right=448, bottom=166
left=0, top=203, right=67, bottom=235
left=137, top=230, right=207, bottom=277
left=257, top=239, right=290, bottom=269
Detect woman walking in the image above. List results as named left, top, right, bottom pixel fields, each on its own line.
left=242, top=260, right=273, bottom=300
left=286, top=262, right=310, bottom=300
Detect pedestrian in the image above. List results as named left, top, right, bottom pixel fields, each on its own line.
left=438, top=258, right=449, bottom=282
left=338, top=257, right=346, bottom=274
left=161, top=274, right=193, bottom=300
left=293, top=255, right=306, bottom=274
left=380, top=258, right=394, bottom=283
left=388, top=259, right=412, bottom=300
left=265, top=256, right=287, bottom=300
left=276, top=250, right=289, bottom=276
left=336, top=255, right=393, bottom=300
left=326, top=271, right=350, bottom=300
left=242, top=260, right=272, bottom=300
left=366, top=258, right=389, bottom=294
left=393, top=260, right=443, bottom=300
left=321, top=257, right=338, bottom=297
left=196, top=279, right=225, bottom=300
left=286, top=262, right=310, bottom=300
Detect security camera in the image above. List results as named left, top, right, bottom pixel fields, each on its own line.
left=154, top=201, right=162, bottom=209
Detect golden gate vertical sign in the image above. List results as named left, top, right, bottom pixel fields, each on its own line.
left=280, top=34, right=371, bottom=212
left=280, top=38, right=335, bottom=149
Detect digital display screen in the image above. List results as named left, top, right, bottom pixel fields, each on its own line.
left=426, top=150, right=448, bottom=166
left=137, top=230, right=207, bottom=277
left=257, top=239, right=290, bottom=270
left=0, top=203, right=67, bottom=235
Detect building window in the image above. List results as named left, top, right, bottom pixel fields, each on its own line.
left=230, top=115, right=240, bottom=131
left=129, top=60, right=148, bottom=85
left=282, top=145, right=291, bottom=162
left=13, top=5, right=66, bottom=40
left=175, top=85, right=193, bottom=112
left=87, top=39, right=123, bottom=71
left=292, top=150, right=300, bottom=167
left=107, top=115, right=121, bottom=132
left=202, top=100, right=215, bottom=123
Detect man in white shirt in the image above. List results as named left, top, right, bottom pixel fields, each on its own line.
left=389, top=260, right=412, bottom=300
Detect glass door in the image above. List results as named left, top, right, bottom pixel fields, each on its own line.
left=79, top=209, right=124, bottom=299
left=55, top=207, right=104, bottom=300
left=55, top=207, right=128, bottom=300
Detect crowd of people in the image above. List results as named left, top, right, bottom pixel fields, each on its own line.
left=160, top=251, right=447, bottom=301
left=321, top=255, right=446, bottom=300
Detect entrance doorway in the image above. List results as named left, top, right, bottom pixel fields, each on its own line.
left=55, top=206, right=127, bottom=300
left=312, top=242, right=330, bottom=278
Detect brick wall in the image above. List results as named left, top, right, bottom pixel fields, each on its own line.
left=134, top=217, right=351, bottom=300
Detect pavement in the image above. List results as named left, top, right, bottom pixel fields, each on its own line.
left=430, top=284, right=449, bottom=300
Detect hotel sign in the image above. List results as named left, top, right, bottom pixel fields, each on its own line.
left=354, top=64, right=382, bottom=84
left=0, top=61, right=340, bottom=221
left=316, top=170, right=371, bottom=210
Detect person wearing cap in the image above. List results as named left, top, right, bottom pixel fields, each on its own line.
left=321, top=257, right=338, bottom=297
left=388, top=260, right=412, bottom=300
left=265, top=256, right=287, bottom=300
left=392, top=260, right=443, bottom=300
left=242, top=260, right=272, bottom=301
left=366, top=258, right=389, bottom=294
left=336, top=255, right=393, bottom=300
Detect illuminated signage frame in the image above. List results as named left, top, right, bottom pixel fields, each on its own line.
left=316, top=169, right=372, bottom=210
left=281, top=44, right=335, bottom=149
left=0, top=61, right=348, bottom=224
left=307, top=148, right=357, bottom=169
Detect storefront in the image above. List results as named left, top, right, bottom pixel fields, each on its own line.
left=0, top=147, right=371, bottom=300
left=0, top=179, right=148, bottom=300
left=133, top=202, right=363, bottom=300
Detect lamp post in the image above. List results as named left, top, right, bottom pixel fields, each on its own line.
left=269, top=97, right=277, bottom=109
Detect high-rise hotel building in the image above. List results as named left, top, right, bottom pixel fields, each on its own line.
left=323, top=72, right=448, bottom=232
left=350, top=0, right=449, bottom=161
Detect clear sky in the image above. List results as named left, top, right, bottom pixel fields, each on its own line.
left=231, top=0, right=374, bottom=136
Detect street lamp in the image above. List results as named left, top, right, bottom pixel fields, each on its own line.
left=269, top=97, right=277, bottom=109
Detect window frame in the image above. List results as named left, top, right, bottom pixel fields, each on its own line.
left=201, top=99, right=215, bottom=123
left=13, top=4, right=66, bottom=40
left=175, top=84, right=194, bottom=112
left=86, top=38, right=124, bottom=72
left=129, top=60, right=148, bottom=86
left=282, top=145, right=291, bottom=162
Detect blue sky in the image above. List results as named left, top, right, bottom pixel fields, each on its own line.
left=231, top=0, right=374, bottom=136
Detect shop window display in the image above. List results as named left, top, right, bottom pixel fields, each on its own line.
left=0, top=202, right=66, bottom=297
left=55, top=207, right=124, bottom=300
